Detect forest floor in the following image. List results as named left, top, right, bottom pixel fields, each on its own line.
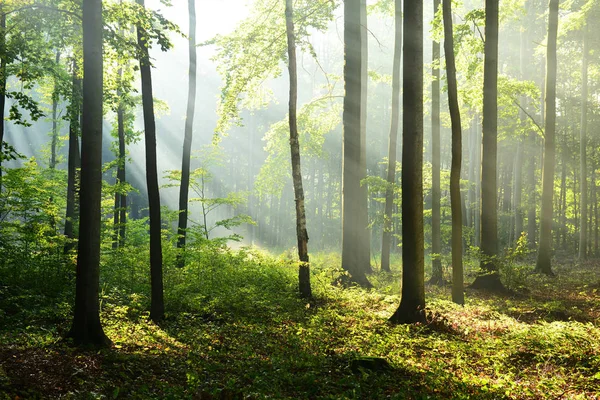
left=1, top=249, right=600, bottom=399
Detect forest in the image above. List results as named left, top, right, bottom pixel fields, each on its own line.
left=1, top=0, right=600, bottom=398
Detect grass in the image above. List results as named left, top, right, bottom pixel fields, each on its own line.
left=1, top=247, right=600, bottom=399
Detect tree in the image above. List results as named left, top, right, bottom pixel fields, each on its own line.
left=472, top=0, right=504, bottom=291
left=342, top=0, right=371, bottom=287
left=536, top=0, right=559, bottom=276
left=67, top=0, right=110, bottom=347
left=112, top=67, right=127, bottom=250
left=381, top=0, right=402, bottom=273
left=136, top=0, right=164, bottom=323
left=442, top=0, right=464, bottom=305
left=176, top=0, right=197, bottom=264
left=64, top=59, right=81, bottom=253
left=579, top=25, right=588, bottom=260
left=430, top=0, right=442, bottom=286
left=285, top=0, right=311, bottom=298
left=358, top=0, right=370, bottom=275
left=389, top=0, right=425, bottom=324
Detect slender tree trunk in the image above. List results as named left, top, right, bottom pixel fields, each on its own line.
left=112, top=68, right=126, bottom=250
left=472, top=0, right=504, bottom=291
left=50, top=51, right=61, bottom=169
left=579, top=25, right=588, bottom=260
left=389, top=0, right=425, bottom=324
left=0, top=9, right=7, bottom=183
left=443, top=0, right=464, bottom=305
left=430, top=0, right=443, bottom=286
left=527, top=130, right=537, bottom=248
left=342, top=0, right=371, bottom=287
left=285, top=0, right=311, bottom=298
left=474, top=116, right=481, bottom=247
left=535, top=0, right=559, bottom=276
left=177, top=0, right=197, bottom=265
left=358, top=0, right=371, bottom=274
left=137, top=0, right=165, bottom=322
left=513, top=141, right=523, bottom=242
left=64, top=59, right=82, bottom=253
left=559, top=146, right=567, bottom=248
left=68, top=0, right=110, bottom=347
left=381, top=0, right=402, bottom=273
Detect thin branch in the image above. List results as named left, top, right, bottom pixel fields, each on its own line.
left=5, top=4, right=82, bottom=21
left=513, top=99, right=544, bottom=135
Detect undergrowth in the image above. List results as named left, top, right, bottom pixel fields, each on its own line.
left=1, top=245, right=599, bottom=399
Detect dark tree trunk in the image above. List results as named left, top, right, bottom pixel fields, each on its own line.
left=430, top=0, right=443, bottom=286
left=527, top=130, right=537, bottom=249
left=64, top=60, right=82, bottom=253
left=0, top=9, right=7, bottom=185
left=285, top=0, right=311, bottom=298
left=389, top=0, right=425, bottom=324
left=50, top=51, right=61, bottom=169
left=443, top=0, right=464, bottom=305
left=381, top=0, right=402, bottom=273
left=137, top=0, right=165, bottom=322
left=472, top=0, right=505, bottom=291
left=579, top=25, right=588, bottom=260
left=113, top=68, right=127, bottom=250
left=177, top=0, right=197, bottom=265
left=341, top=0, right=371, bottom=287
left=68, top=0, right=110, bottom=347
left=535, top=0, right=558, bottom=276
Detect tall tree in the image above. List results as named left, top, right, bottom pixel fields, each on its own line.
left=64, top=59, right=81, bottom=253
left=285, top=0, right=311, bottom=298
left=342, top=0, right=370, bottom=287
left=50, top=51, right=61, bottom=170
left=176, top=0, right=197, bottom=264
left=536, top=0, right=559, bottom=276
left=68, top=0, right=110, bottom=347
left=137, top=0, right=164, bottom=322
left=358, top=0, right=371, bottom=274
left=442, top=0, right=464, bottom=305
left=578, top=25, right=588, bottom=260
left=472, top=0, right=503, bottom=291
left=381, top=0, right=402, bottom=273
left=0, top=8, right=6, bottom=171
left=112, top=67, right=127, bottom=249
left=389, top=0, right=425, bottom=324
left=430, top=0, right=442, bottom=286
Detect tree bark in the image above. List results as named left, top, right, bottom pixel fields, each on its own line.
left=64, top=59, right=82, bottom=253
left=50, top=51, right=61, bottom=169
left=68, top=0, right=110, bottom=347
left=0, top=9, right=7, bottom=184
left=579, top=25, right=588, bottom=260
left=471, top=0, right=505, bottom=291
left=112, top=68, right=126, bottom=250
left=358, top=0, right=371, bottom=274
left=430, top=0, right=443, bottom=286
left=342, top=0, right=371, bottom=287
left=285, top=0, right=311, bottom=298
left=535, top=0, right=559, bottom=276
left=137, top=0, right=165, bottom=322
left=381, top=0, right=402, bottom=273
left=443, top=0, right=464, bottom=305
left=389, top=0, right=425, bottom=324
left=177, top=0, right=197, bottom=265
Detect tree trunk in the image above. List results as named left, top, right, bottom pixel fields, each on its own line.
left=535, top=0, right=558, bottom=276
left=381, top=0, right=402, bottom=273
left=50, top=51, right=61, bottom=169
left=474, top=116, right=481, bottom=247
left=285, top=0, right=311, bottom=298
left=430, top=0, right=443, bottom=286
left=112, top=68, right=127, bottom=250
left=64, top=60, right=82, bottom=253
left=389, top=0, right=425, bottom=324
left=68, top=0, right=110, bottom=347
left=137, top=0, right=165, bottom=322
left=0, top=9, right=7, bottom=182
left=443, top=0, right=464, bottom=305
left=341, top=0, right=371, bottom=287
left=358, top=0, right=371, bottom=274
left=579, top=25, right=588, bottom=260
left=177, top=0, right=197, bottom=265
left=472, top=0, right=504, bottom=291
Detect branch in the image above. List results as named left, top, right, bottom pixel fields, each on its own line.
left=5, top=4, right=82, bottom=21
left=512, top=99, right=544, bottom=135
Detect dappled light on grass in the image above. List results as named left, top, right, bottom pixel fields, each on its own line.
left=2, top=249, right=600, bottom=398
